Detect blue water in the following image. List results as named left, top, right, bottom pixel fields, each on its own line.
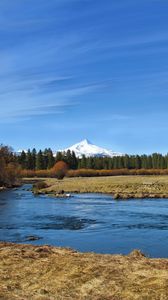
left=1, top=184, right=168, bottom=257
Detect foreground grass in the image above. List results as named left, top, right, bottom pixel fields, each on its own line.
left=1, top=242, right=168, bottom=300
left=29, top=175, right=168, bottom=199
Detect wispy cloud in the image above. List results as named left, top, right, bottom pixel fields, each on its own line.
left=0, top=79, right=102, bottom=122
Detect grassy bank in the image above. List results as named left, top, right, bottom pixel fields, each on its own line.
left=1, top=242, right=168, bottom=300
left=29, top=175, right=168, bottom=199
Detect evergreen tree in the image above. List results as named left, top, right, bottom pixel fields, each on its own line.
left=152, top=153, right=158, bottom=169
left=165, top=154, right=168, bottom=169
left=147, top=155, right=152, bottom=169
left=36, top=150, right=44, bottom=170
left=26, top=149, right=33, bottom=170
left=71, top=151, right=78, bottom=169
left=55, top=151, right=63, bottom=162
left=32, top=148, right=37, bottom=170
left=18, top=151, right=27, bottom=169
left=123, top=155, right=130, bottom=169
left=80, top=155, right=87, bottom=168
left=117, top=156, right=124, bottom=169
left=66, top=150, right=73, bottom=168
left=47, top=149, right=55, bottom=169
left=141, top=155, right=148, bottom=169
left=43, top=148, right=49, bottom=169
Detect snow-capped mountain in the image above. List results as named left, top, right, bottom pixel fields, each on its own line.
left=59, top=139, right=123, bottom=158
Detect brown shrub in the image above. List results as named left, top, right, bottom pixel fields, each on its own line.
left=20, top=168, right=168, bottom=179
left=3, top=162, right=21, bottom=187
left=51, top=161, right=68, bottom=179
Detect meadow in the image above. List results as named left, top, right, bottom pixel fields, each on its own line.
left=31, top=175, right=168, bottom=199
left=1, top=242, right=168, bottom=300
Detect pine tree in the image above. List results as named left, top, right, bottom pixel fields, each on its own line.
left=66, top=150, right=73, bottom=168
left=71, top=151, right=78, bottom=169
left=123, top=155, right=130, bottom=169
left=18, top=151, right=27, bottom=169
left=32, top=148, right=37, bottom=170
left=55, top=151, right=63, bottom=162
left=80, top=155, right=87, bottom=168
left=43, top=148, right=49, bottom=169
left=47, top=150, right=55, bottom=169
left=135, top=155, right=141, bottom=169
left=36, top=150, right=44, bottom=170
left=26, top=149, right=33, bottom=170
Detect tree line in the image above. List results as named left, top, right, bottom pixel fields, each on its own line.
left=16, top=149, right=168, bottom=170
left=2, top=144, right=168, bottom=184
left=17, top=149, right=78, bottom=170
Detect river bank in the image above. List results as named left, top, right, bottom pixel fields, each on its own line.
left=0, top=181, right=21, bottom=192
left=27, top=175, right=168, bottom=199
left=0, top=242, right=168, bottom=300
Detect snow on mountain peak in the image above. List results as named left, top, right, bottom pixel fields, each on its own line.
left=60, top=139, right=123, bottom=158
left=79, top=139, right=91, bottom=145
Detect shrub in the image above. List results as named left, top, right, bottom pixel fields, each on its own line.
left=51, top=161, right=68, bottom=180
left=20, top=167, right=168, bottom=179
left=5, top=162, right=21, bottom=186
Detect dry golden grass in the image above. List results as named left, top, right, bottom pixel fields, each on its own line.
left=28, top=175, right=168, bottom=199
left=1, top=242, right=168, bottom=300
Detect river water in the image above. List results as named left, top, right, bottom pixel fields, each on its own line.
left=1, top=184, right=168, bottom=257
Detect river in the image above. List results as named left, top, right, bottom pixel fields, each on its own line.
left=1, top=184, right=168, bottom=257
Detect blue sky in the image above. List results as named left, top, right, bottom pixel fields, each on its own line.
left=1, top=0, right=168, bottom=154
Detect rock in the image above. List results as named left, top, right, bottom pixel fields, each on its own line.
left=25, top=235, right=41, bottom=241
left=33, top=190, right=44, bottom=195
left=66, top=193, right=71, bottom=197
left=35, top=246, right=53, bottom=254
left=113, top=193, right=120, bottom=199
left=0, top=187, right=6, bottom=192
left=129, top=249, right=146, bottom=259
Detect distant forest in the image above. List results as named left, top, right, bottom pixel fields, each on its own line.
left=16, top=148, right=168, bottom=170
left=2, top=145, right=168, bottom=184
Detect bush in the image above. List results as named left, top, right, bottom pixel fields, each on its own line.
left=20, top=167, right=168, bottom=179
left=0, top=145, right=21, bottom=187
left=51, top=161, right=68, bottom=180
